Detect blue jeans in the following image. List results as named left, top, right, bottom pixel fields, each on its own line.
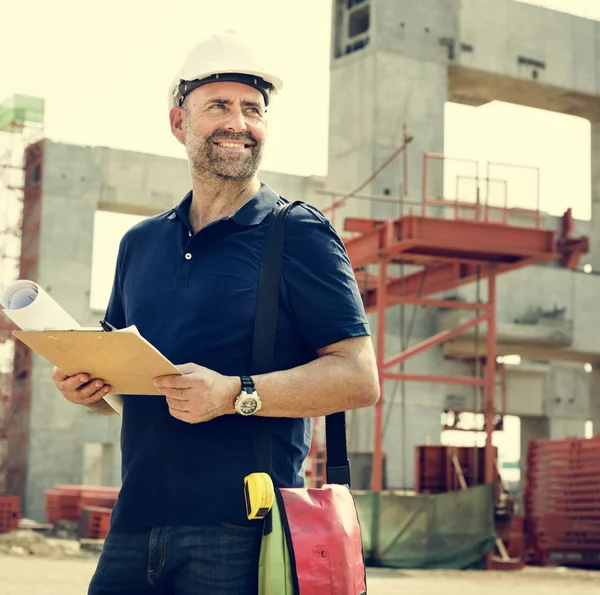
left=88, top=523, right=262, bottom=595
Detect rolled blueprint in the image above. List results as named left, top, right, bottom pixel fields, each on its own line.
left=0, top=280, right=79, bottom=330
left=0, top=279, right=123, bottom=414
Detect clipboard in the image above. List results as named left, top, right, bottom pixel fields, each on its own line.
left=13, top=327, right=182, bottom=395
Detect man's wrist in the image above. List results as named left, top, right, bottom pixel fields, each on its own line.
left=227, top=376, right=242, bottom=414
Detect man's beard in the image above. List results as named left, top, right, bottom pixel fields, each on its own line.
left=185, top=123, right=264, bottom=181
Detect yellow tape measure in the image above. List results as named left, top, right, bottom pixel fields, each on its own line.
left=244, top=472, right=275, bottom=520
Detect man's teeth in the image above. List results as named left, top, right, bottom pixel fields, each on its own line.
left=218, top=142, right=246, bottom=148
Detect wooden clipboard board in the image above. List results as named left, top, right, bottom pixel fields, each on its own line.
left=13, top=329, right=182, bottom=395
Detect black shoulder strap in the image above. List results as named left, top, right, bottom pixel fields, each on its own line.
left=251, top=201, right=351, bottom=488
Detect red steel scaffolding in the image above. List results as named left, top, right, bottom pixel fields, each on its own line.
left=0, top=95, right=44, bottom=503
left=309, top=133, right=588, bottom=500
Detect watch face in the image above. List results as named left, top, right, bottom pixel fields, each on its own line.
left=239, top=396, right=259, bottom=416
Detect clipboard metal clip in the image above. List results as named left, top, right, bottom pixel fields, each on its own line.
left=99, top=319, right=117, bottom=332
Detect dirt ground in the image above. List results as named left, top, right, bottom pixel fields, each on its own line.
left=1, top=555, right=600, bottom=595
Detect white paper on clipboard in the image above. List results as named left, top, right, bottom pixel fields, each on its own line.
left=0, top=279, right=124, bottom=414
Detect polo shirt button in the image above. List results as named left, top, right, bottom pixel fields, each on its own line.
left=185, top=253, right=192, bottom=260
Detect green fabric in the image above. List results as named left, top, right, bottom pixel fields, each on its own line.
left=354, top=484, right=497, bottom=569
left=258, top=495, right=295, bottom=594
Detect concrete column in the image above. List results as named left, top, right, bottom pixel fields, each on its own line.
left=328, top=1, right=450, bottom=490
left=589, top=369, right=600, bottom=436
left=548, top=419, right=586, bottom=439
left=590, top=123, right=600, bottom=271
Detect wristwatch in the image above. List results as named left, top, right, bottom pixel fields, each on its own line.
left=235, top=375, right=262, bottom=416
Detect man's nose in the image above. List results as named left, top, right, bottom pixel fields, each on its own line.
left=224, top=107, right=248, bottom=132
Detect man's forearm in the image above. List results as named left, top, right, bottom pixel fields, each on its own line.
left=237, top=339, right=379, bottom=418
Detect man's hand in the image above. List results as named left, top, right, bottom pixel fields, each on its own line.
left=154, top=363, right=240, bottom=424
left=52, top=367, right=114, bottom=414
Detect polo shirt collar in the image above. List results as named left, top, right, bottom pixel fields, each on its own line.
left=172, top=182, right=280, bottom=228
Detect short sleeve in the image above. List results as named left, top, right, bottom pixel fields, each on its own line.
left=282, top=204, right=371, bottom=352
left=104, top=236, right=127, bottom=329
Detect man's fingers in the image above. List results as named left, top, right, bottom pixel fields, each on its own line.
left=59, top=373, right=91, bottom=392
left=52, top=367, right=68, bottom=383
left=154, top=375, right=192, bottom=390
left=53, top=368, right=89, bottom=387
left=80, top=386, right=111, bottom=404
left=166, top=397, right=189, bottom=412
left=76, top=378, right=109, bottom=399
left=162, top=388, right=189, bottom=400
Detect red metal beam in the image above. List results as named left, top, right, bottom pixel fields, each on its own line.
left=382, top=372, right=486, bottom=386
left=361, top=263, right=468, bottom=311
left=360, top=252, right=557, bottom=312
left=344, top=215, right=558, bottom=272
left=484, top=274, right=497, bottom=486
left=372, top=259, right=387, bottom=494
left=344, top=217, right=382, bottom=235
left=391, top=297, right=491, bottom=311
left=343, top=226, right=385, bottom=269
left=383, top=311, right=489, bottom=370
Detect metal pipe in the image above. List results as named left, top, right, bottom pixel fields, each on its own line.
left=319, top=191, right=423, bottom=210
left=485, top=273, right=497, bottom=485
left=402, top=124, right=409, bottom=200
left=391, top=297, right=491, bottom=311
left=320, top=135, right=414, bottom=219
left=422, top=152, right=428, bottom=215
left=381, top=372, right=486, bottom=386
left=382, top=312, right=490, bottom=370
left=372, top=257, right=388, bottom=494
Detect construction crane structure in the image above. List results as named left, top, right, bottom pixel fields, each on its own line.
left=0, top=95, right=44, bottom=499
left=306, top=133, right=589, bottom=500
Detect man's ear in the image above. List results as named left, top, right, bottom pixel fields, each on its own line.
left=169, top=107, right=186, bottom=146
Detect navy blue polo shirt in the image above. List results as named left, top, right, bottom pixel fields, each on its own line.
left=104, top=182, right=370, bottom=529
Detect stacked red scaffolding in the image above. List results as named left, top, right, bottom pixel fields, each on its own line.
left=525, top=436, right=600, bottom=567
left=44, top=484, right=119, bottom=524
left=45, top=484, right=118, bottom=540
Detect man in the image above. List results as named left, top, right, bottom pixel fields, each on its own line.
left=52, top=31, right=379, bottom=595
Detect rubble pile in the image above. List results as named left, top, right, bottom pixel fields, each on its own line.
left=0, top=529, right=89, bottom=558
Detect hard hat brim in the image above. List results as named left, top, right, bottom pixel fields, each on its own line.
left=168, top=70, right=283, bottom=111
left=177, top=72, right=276, bottom=108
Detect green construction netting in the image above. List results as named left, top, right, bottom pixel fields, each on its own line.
left=0, top=95, right=44, bottom=132
left=354, top=484, right=497, bottom=569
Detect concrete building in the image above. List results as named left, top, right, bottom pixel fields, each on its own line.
left=4, top=0, right=600, bottom=521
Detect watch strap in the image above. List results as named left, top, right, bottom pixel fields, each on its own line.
left=240, top=375, right=255, bottom=394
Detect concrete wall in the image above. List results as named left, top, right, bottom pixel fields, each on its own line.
left=23, top=141, right=324, bottom=521
left=453, top=0, right=600, bottom=118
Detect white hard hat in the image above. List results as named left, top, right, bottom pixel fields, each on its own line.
left=167, top=31, right=284, bottom=110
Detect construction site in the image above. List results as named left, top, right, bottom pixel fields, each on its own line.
left=2, top=0, right=600, bottom=593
